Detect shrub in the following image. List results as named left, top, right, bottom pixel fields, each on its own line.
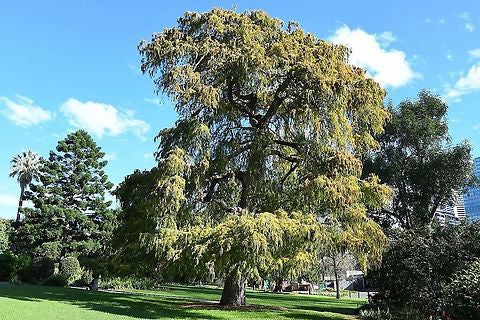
left=359, top=308, right=392, bottom=320
left=442, top=259, right=480, bottom=319
left=19, top=257, right=54, bottom=284
left=72, top=268, right=94, bottom=287
left=0, top=252, right=16, bottom=281
left=43, top=273, right=69, bottom=287
left=100, top=277, right=157, bottom=290
left=369, top=223, right=480, bottom=317
left=0, top=219, right=11, bottom=254
left=60, top=256, right=81, bottom=285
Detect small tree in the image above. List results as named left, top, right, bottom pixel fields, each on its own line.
left=9, top=151, right=42, bottom=222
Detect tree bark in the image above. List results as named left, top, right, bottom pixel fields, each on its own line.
left=220, top=271, right=246, bottom=306
left=16, top=184, right=25, bottom=222
left=273, top=278, right=284, bottom=293
left=90, top=275, right=100, bottom=291
left=333, top=257, right=341, bottom=299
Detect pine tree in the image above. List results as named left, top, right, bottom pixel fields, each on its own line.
left=16, top=130, right=116, bottom=267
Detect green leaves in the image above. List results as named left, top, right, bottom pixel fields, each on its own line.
left=363, top=90, right=475, bottom=229
left=120, top=9, right=392, bottom=298
left=15, top=130, right=116, bottom=262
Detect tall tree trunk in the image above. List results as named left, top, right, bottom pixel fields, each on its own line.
left=333, top=257, right=341, bottom=299
left=16, top=184, right=25, bottom=222
left=220, top=271, right=246, bottom=306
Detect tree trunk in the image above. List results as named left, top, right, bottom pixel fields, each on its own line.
left=220, top=271, right=246, bottom=306
left=273, top=278, right=284, bottom=293
left=90, top=275, right=100, bottom=291
left=333, top=257, right=341, bottom=299
left=16, top=184, right=25, bottom=222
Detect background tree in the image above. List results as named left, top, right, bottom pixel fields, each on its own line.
left=14, top=130, right=116, bottom=285
left=363, top=90, right=475, bottom=229
left=9, top=150, right=41, bottom=222
left=124, top=8, right=391, bottom=305
left=322, top=252, right=357, bottom=299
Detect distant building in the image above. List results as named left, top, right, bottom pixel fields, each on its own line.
left=464, top=157, right=480, bottom=221
left=434, top=192, right=467, bottom=225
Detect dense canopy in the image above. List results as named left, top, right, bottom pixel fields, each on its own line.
left=116, top=8, right=391, bottom=305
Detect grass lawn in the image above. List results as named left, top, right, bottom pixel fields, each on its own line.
left=0, top=284, right=365, bottom=320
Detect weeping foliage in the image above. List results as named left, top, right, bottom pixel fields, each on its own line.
left=116, top=9, right=392, bottom=301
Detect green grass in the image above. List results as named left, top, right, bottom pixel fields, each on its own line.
left=0, top=284, right=365, bottom=320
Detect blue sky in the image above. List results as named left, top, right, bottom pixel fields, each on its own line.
left=1, top=0, right=480, bottom=219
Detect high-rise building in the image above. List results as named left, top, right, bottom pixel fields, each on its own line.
left=434, top=192, right=467, bottom=225
left=464, top=157, right=480, bottom=221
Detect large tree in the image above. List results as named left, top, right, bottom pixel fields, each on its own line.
left=119, top=9, right=391, bottom=305
left=363, top=90, right=475, bottom=229
left=15, top=130, right=116, bottom=277
left=9, top=150, right=42, bottom=222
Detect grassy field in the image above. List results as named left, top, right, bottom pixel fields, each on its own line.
left=0, top=284, right=365, bottom=320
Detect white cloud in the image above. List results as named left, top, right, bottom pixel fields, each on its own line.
left=459, top=12, right=470, bottom=20
left=329, top=25, right=418, bottom=88
left=444, top=63, right=480, bottom=100
left=127, top=63, right=141, bottom=75
left=469, top=49, right=480, bottom=58
left=61, top=98, right=150, bottom=139
left=0, top=95, right=53, bottom=127
left=143, top=152, right=154, bottom=160
left=446, top=53, right=453, bottom=60
left=439, top=18, right=445, bottom=25
left=144, top=98, right=163, bottom=106
left=104, top=152, right=117, bottom=161
left=0, top=193, right=18, bottom=207
left=378, top=31, right=396, bottom=46
left=465, top=22, right=475, bottom=32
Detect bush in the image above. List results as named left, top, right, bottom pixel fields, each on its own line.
left=0, top=252, right=16, bottom=281
left=100, top=277, right=157, bottom=290
left=0, top=219, right=11, bottom=254
left=72, top=268, right=94, bottom=287
left=60, top=256, right=81, bottom=285
left=43, top=273, right=69, bottom=287
left=369, top=223, right=480, bottom=318
left=359, top=308, right=392, bottom=320
left=19, top=257, right=54, bottom=284
left=442, top=259, right=480, bottom=319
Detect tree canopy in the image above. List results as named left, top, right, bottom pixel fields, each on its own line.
left=116, top=8, right=391, bottom=305
left=363, top=90, right=475, bottom=229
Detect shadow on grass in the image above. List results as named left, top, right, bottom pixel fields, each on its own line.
left=155, top=285, right=362, bottom=316
left=0, top=285, right=362, bottom=319
left=0, top=285, right=222, bottom=319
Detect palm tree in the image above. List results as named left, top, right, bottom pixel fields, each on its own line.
left=9, top=151, right=42, bottom=222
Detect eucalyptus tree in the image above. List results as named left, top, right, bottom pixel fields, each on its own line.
left=118, top=9, right=391, bottom=305
left=9, top=150, right=42, bottom=222
left=363, top=91, right=475, bottom=229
